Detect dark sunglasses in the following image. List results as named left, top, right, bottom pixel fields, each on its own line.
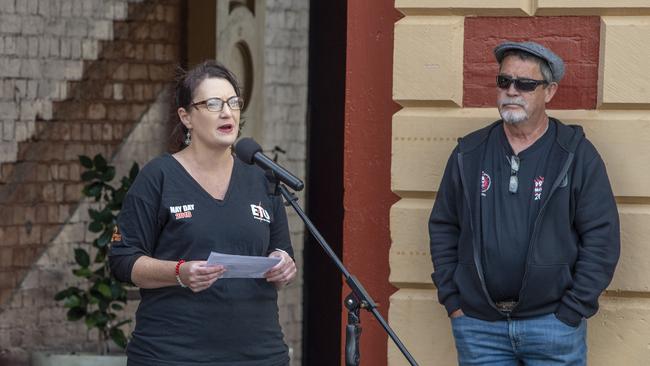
left=508, top=155, right=520, bottom=194
left=497, top=75, right=548, bottom=92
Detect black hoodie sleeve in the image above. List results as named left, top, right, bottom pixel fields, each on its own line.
left=429, top=147, right=462, bottom=315
left=556, top=148, right=620, bottom=326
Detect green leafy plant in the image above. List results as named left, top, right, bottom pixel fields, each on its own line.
left=55, top=154, right=139, bottom=354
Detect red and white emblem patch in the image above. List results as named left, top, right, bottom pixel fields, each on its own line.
left=481, top=171, right=491, bottom=197
left=533, top=176, right=544, bottom=200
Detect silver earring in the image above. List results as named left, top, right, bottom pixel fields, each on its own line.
left=184, top=130, right=191, bottom=146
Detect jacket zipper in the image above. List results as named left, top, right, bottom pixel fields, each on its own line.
left=457, top=152, right=499, bottom=310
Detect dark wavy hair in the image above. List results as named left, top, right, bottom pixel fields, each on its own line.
left=169, top=60, right=243, bottom=151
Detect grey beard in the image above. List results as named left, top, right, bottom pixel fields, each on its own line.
left=500, top=109, right=528, bottom=124
left=498, top=96, right=529, bottom=124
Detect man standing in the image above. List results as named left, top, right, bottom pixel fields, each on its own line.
left=429, top=41, right=620, bottom=365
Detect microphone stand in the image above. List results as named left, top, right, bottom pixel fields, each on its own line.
left=272, top=182, right=418, bottom=366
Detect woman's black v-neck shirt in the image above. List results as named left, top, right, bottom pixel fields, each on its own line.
left=109, top=154, right=293, bottom=366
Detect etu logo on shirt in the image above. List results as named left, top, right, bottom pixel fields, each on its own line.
left=250, top=202, right=270, bottom=223
left=170, top=204, right=195, bottom=219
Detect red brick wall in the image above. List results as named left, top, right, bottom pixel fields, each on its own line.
left=0, top=0, right=180, bottom=311
left=463, top=16, right=601, bottom=109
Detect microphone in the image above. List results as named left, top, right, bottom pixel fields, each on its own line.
left=234, top=138, right=305, bottom=191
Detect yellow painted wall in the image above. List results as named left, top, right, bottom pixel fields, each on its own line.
left=390, top=3, right=650, bottom=365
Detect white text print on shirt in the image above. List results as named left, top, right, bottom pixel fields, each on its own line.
left=250, top=202, right=270, bottom=223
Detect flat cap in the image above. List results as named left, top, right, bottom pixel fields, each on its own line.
left=494, top=41, right=565, bottom=82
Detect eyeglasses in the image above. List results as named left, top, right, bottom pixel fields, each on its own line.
left=509, top=155, right=520, bottom=194
left=191, top=96, right=244, bottom=112
left=497, top=75, right=548, bottom=92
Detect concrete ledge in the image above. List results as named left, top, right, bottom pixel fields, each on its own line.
left=392, top=108, right=650, bottom=197
left=536, top=1, right=650, bottom=15
left=390, top=199, right=650, bottom=291
left=387, top=291, right=650, bottom=365
left=598, top=17, right=650, bottom=107
left=391, top=108, right=498, bottom=194
left=393, top=17, right=464, bottom=106
left=553, top=110, right=650, bottom=197
left=609, top=204, right=650, bottom=292
left=388, top=289, right=456, bottom=366
left=588, top=296, right=650, bottom=365
left=395, top=0, right=533, bottom=16
left=389, top=198, right=435, bottom=287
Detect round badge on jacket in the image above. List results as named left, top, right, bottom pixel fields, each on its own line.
left=481, top=171, right=491, bottom=197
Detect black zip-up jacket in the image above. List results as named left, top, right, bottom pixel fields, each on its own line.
left=429, top=118, right=620, bottom=327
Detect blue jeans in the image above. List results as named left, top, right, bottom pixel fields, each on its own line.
left=450, top=313, right=586, bottom=366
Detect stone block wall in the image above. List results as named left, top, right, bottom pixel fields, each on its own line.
left=264, top=1, right=309, bottom=364
left=389, top=1, right=650, bottom=365
left=0, top=0, right=181, bottom=363
left=0, top=1, right=310, bottom=365
left=0, top=0, right=134, bottom=164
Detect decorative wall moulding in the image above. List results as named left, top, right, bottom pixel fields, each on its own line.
left=395, top=0, right=534, bottom=16
left=536, top=0, right=650, bottom=16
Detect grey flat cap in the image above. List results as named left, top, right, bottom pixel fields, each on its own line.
left=494, top=41, right=565, bottom=82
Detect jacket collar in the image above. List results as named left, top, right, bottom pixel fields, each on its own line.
left=457, top=117, right=584, bottom=154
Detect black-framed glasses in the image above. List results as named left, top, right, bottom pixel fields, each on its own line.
left=509, top=155, right=520, bottom=194
left=191, top=96, right=244, bottom=112
left=497, top=75, right=548, bottom=92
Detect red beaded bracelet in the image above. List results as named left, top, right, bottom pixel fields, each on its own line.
left=175, top=259, right=187, bottom=288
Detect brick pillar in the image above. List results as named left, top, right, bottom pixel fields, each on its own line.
left=343, top=1, right=402, bottom=366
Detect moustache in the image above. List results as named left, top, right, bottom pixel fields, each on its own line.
left=498, top=98, right=527, bottom=108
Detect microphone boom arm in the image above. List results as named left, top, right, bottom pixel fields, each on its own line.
left=276, top=183, right=419, bottom=366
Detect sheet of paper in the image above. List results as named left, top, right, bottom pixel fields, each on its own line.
left=206, top=252, right=281, bottom=279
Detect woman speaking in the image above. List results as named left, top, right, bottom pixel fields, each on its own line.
left=109, top=61, right=296, bottom=366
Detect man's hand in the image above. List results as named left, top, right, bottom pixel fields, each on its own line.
left=264, top=250, right=297, bottom=288
left=179, top=260, right=226, bottom=292
left=450, top=309, right=464, bottom=319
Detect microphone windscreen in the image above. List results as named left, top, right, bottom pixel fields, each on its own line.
left=234, top=137, right=262, bottom=164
